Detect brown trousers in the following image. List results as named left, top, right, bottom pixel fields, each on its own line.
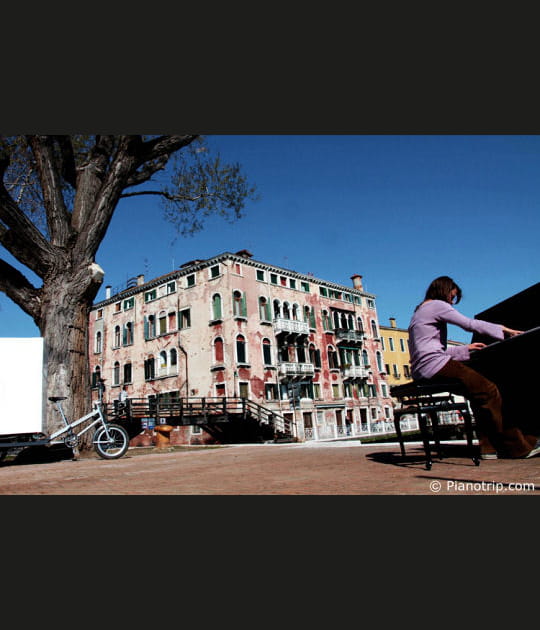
left=432, top=359, right=537, bottom=458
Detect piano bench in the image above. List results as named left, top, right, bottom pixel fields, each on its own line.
left=391, top=380, right=480, bottom=470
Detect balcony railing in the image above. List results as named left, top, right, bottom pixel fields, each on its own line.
left=334, top=328, right=364, bottom=343
left=273, top=318, right=310, bottom=335
left=278, top=362, right=315, bottom=376
left=341, top=365, right=369, bottom=379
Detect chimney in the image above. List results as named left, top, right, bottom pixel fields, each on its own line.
left=351, top=274, right=363, bottom=290
left=389, top=317, right=397, bottom=328
left=137, top=274, right=145, bottom=286
left=105, top=285, right=111, bottom=299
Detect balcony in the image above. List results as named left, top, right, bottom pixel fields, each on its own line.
left=273, top=318, right=310, bottom=335
left=341, top=365, right=369, bottom=379
left=334, top=328, right=364, bottom=344
left=278, top=362, right=315, bottom=376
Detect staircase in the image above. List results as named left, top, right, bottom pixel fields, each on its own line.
left=105, top=397, right=295, bottom=444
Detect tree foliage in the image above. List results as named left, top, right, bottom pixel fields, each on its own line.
left=0, top=135, right=258, bottom=325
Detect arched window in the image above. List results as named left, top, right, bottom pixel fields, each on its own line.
left=92, top=365, right=101, bottom=388
left=147, top=315, right=156, bottom=338
left=114, top=325, right=121, bottom=347
left=95, top=331, right=102, bottom=354
left=125, top=322, right=133, bottom=345
left=304, top=305, right=316, bottom=328
left=113, top=361, right=120, bottom=386
left=160, top=350, right=168, bottom=374
left=292, top=303, right=299, bottom=321
left=262, top=338, right=272, bottom=365
left=273, top=299, right=281, bottom=318
left=371, top=319, right=378, bottom=338
left=328, top=346, right=338, bottom=369
left=357, top=317, right=364, bottom=334
left=282, top=302, right=291, bottom=320
left=362, top=349, right=369, bottom=367
left=309, top=343, right=321, bottom=368
left=259, top=297, right=271, bottom=321
left=376, top=351, right=384, bottom=372
left=322, top=310, right=331, bottom=331
left=144, top=356, right=155, bottom=380
left=212, top=293, right=222, bottom=320
left=170, top=348, right=178, bottom=372
left=214, top=337, right=224, bottom=363
left=233, top=290, right=247, bottom=317
left=236, top=334, right=247, bottom=363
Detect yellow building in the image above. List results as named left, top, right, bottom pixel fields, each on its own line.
left=380, top=318, right=411, bottom=387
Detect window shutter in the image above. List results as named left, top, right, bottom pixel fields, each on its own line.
left=241, top=292, right=247, bottom=317
left=144, top=316, right=149, bottom=340
left=213, top=295, right=222, bottom=320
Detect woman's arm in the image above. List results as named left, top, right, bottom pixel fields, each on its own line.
left=436, top=302, right=505, bottom=341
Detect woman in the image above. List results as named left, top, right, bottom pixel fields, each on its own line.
left=408, top=276, right=540, bottom=459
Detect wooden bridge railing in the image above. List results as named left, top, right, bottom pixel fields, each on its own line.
left=104, top=396, right=293, bottom=436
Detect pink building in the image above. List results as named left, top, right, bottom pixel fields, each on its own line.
left=88, top=250, right=393, bottom=445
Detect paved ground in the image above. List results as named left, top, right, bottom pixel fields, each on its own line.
left=1, top=439, right=539, bottom=495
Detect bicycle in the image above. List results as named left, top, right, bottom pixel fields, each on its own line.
left=48, top=396, right=130, bottom=460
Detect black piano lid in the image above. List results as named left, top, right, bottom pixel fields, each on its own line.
left=470, top=281, right=540, bottom=344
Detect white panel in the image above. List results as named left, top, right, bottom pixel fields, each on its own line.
left=0, top=338, right=45, bottom=435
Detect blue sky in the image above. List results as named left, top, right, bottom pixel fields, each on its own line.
left=1, top=135, right=539, bottom=343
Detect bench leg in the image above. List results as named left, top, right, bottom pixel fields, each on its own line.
left=394, top=415, right=406, bottom=458
left=429, top=411, right=444, bottom=460
left=462, top=408, right=480, bottom=466
left=418, top=413, right=433, bottom=470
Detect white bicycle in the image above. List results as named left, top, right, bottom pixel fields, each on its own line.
left=48, top=396, right=130, bottom=460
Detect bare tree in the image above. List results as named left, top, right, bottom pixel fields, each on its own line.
left=0, top=135, right=258, bottom=442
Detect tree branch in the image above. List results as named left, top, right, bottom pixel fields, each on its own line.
left=27, top=135, right=72, bottom=247
left=72, top=136, right=138, bottom=260
left=140, top=135, right=199, bottom=162
left=53, top=135, right=77, bottom=187
left=120, top=189, right=209, bottom=202
left=0, top=258, right=41, bottom=322
left=0, top=182, right=55, bottom=277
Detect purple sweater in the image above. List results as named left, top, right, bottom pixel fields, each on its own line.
left=408, top=300, right=504, bottom=380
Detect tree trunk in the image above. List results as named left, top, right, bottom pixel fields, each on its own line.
left=39, top=263, right=102, bottom=447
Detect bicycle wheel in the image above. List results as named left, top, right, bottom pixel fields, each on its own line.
left=93, top=424, right=130, bottom=459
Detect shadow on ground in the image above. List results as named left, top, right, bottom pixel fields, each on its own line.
left=366, top=443, right=480, bottom=469
left=1, top=444, right=75, bottom=466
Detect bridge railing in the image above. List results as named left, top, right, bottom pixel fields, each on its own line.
left=104, top=396, right=292, bottom=436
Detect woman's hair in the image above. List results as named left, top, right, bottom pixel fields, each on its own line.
left=424, top=276, right=462, bottom=304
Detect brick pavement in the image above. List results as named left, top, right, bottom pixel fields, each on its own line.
left=1, top=440, right=539, bottom=495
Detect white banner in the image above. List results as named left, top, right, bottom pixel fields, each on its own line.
left=0, top=338, right=45, bottom=435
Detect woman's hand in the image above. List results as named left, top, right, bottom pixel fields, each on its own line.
left=502, top=326, right=523, bottom=337
left=468, top=342, right=487, bottom=352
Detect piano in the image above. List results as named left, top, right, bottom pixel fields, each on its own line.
left=465, top=281, right=540, bottom=435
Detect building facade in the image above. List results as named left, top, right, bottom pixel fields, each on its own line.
left=379, top=317, right=412, bottom=387
left=88, top=250, right=393, bottom=445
